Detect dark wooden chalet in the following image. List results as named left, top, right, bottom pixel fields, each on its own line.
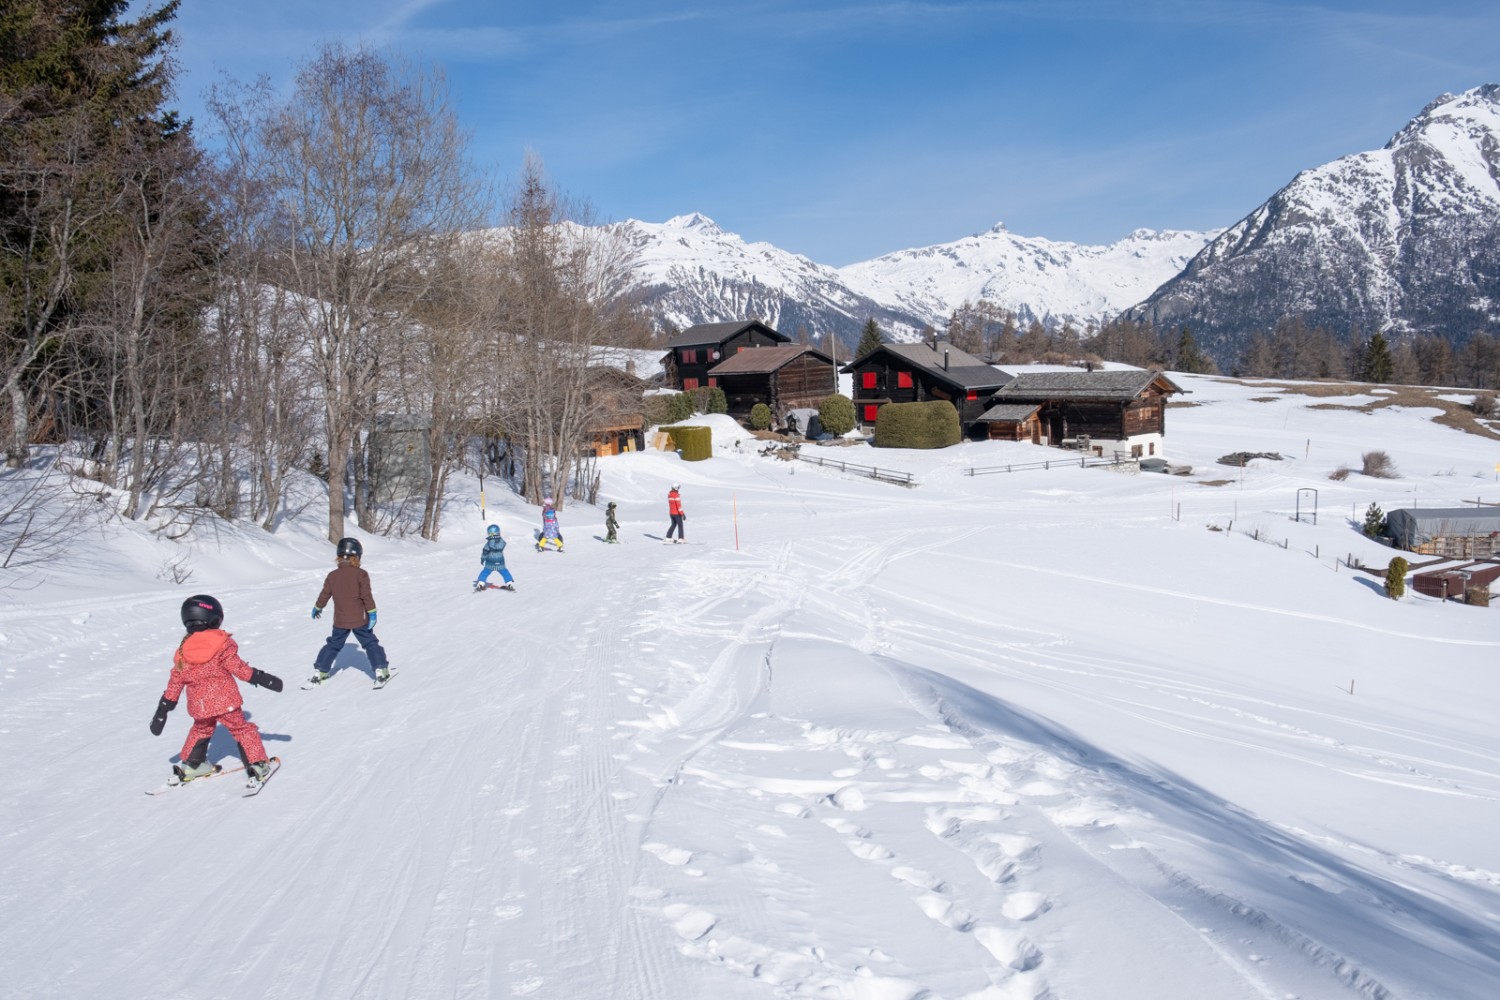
left=980, top=369, right=1185, bottom=456
left=841, top=340, right=1012, bottom=431
left=663, top=320, right=791, bottom=391
left=581, top=366, right=650, bottom=457
left=706, top=345, right=837, bottom=421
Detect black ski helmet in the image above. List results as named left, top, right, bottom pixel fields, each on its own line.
left=181, top=594, right=224, bottom=632
left=336, top=537, right=363, bottom=559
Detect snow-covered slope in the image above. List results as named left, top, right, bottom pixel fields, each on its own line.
left=4, top=375, right=1500, bottom=998
left=1132, top=84, right=1500, bottom=357
left=619, top=214, right=1215, bottom=345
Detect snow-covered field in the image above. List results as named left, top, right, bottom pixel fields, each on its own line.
left=3, top=374, right=1499, bottom=1000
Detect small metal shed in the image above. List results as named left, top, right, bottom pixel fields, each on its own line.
left=1411, top=562, right=1500, bottom=603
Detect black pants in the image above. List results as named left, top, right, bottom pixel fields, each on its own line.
left=666, top=514, right=685, bottom=539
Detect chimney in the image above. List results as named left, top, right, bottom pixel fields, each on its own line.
left=943, top=349, right=949, bottom=371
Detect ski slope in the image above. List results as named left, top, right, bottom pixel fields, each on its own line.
left=3, top=374, right=1500, bottom=999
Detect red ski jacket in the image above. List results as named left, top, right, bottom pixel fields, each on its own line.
left=162, top=630, right=255, bottom=720
left=668, top=491, right=683, bottom=516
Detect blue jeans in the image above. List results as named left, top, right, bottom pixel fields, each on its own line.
left=478, top=565, right=513, bottom=585
left=314, top=625, right=389, bottom=672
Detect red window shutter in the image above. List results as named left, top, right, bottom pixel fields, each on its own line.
left=682, top=348, right=696, bottom=363
left=863, top=404, right=880, bottom=422
left=862, top=371, right=877, bottom=389
left=966, top=391, right=977, bottom=401
left=707, top=377, right=717, bottom=387
left=897, top=372, right=912, bottom=388
left=683, top=378, right=699, bottom=390
left=737, top=346, right=745, bottom=353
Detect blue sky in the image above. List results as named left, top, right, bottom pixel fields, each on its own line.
left=158, top=1, right=1499, bottom=265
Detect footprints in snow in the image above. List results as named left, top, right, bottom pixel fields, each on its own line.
left=636, top=720, right=1112, bottom=999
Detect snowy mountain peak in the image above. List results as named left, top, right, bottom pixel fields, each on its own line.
left=663, top=212, right=725, bottom=236
left=1132, top=83, right=1500, bottom=359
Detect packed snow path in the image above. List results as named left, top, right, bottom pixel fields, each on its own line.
left=5, top=383, right=1500, bottom=999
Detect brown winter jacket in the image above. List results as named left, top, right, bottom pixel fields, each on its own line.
left=316, top=562, right=378, bottom=629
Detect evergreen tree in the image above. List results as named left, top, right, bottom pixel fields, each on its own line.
left=855, top=318, right=884, bottom=358
left=1385, top=556, right=1409, bottom=600
left=1174, top=328, right=1213, bottom=374
left=1358, top=331, right=1394, bottom=383
left=1, top=0, right=189, bottom=466
left=1362, top=502, right=1385, bottom=538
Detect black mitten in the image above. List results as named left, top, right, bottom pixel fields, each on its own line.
left=249, top=668, right=284, bottom=692
left=149, top=696, right=177, bottom=736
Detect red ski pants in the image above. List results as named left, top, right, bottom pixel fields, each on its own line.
left=180, top=709, right=266, bottom=764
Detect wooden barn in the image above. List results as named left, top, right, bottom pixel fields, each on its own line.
left=707, top=345, right=837, bottom=422
left=972, top=403, right=1045, bottom=443
left=581, top=366, right=650, bottom=457
left=983, top=369, right=1184, bottom=456
left=663, top=320, right=791, bottom=391
left=842, top=339, right=1012, bottom=432
left=1385, top=507, right=1500, bottom=558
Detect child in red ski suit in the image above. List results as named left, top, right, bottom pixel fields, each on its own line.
left=150, top=594, right=282, bottom=784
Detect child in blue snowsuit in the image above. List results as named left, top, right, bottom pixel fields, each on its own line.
left=475, top=524, right=515, bottom=591
left=536, top=497, right=563, bottom=552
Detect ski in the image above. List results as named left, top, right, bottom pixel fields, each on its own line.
left=300, top=674, right=331, bottom=690
left=475, top=583, right=515, bottom=592
left=145, top=764, right=224, bottom=795
left=243, top=757, right=281, bottom=797
left=373, top=669, right=397, bottom=690
left=146, top=756, right=274, bottom=796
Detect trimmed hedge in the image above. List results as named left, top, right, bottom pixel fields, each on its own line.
left=643, top=394, right=675, bottom=426
left=667, top=392, right=696, bottom=423
left=749, top=403, right=772, bottom=430
left=690, top=385, right=728, bottom=414
left=667, top=425, right=712, bottom=461
left=873, top=399, right=960, bottom=449
left=818, top=393, right=855, bottom=436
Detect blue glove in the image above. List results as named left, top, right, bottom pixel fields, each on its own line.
left=311, top=606, right=322, bottom=620
left=367, top=610, right=378, bottom=629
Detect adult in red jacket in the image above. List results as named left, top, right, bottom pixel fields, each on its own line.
left=666, top=484, right=686, bottom=543
left=150, top=595, right=282, bottom=783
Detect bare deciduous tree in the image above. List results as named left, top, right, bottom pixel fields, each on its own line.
left=486, top=155, right=639, bottom=508
left=246, top=43, right=481, bottom=542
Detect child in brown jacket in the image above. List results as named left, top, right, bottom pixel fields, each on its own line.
left=307, top=537, right=390, bottom=686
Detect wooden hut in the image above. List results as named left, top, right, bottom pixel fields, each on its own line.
left=986, top=369, right=1184, bottom=456
left=707, top=345, right=837, bottom=422
left=842, top=339, right=1012, bottom=433
left=662, top=320, right=791, bottom=391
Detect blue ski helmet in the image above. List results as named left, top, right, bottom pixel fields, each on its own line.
left=487, top=524, right=501, bottom=536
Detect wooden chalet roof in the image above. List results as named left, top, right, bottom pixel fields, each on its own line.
left=991, top=369, right=1184, bottom=402
left=707, top=345, right=833, bottom=375
left=975, top=403, right=1043, bottom=422
left=842, top=340, right=1012, bottom=391
left=665, top=320, right=790, bottom=349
